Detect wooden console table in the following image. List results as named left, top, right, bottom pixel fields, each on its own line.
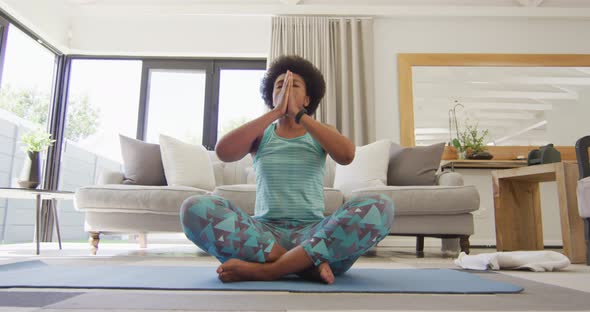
left=491, top=162, right=586, bottom=263
left=441, top=160, right=527, bottom=171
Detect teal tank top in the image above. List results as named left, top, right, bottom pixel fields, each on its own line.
left=253, top=123, right=326, bottom=222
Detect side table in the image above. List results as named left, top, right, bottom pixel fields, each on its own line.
left=491, top=162, right=586, bottom=263
left=0, top=187, right=74, bottom=255
left=440, top=160, right=527, bottom=172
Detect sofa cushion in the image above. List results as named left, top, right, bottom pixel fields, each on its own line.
left=390, top=214, right=474, bottom=235
left=349, top=185, right=479, bottom=216
left=75, top=184, right=208, bottom=215
left=159, top=134, right=216, bottom=191
left=212, top=184, right=344, bottom=217
left=119, top=134, right=167, bottom=186
left=322, top=187, right=345, bottom=216
left=324, top=155, right=337, bottom=188
left=246, top=167, right=256, bottom=184
left=388, top=142, right=445, bottom=186
left=219, top=154, right=253, bottom=185
left=333, top=139, right=391, bottom=194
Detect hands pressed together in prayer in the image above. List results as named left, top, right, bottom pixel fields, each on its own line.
left=272, top=70, right=308, bottom=120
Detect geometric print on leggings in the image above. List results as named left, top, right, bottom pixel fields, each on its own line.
left=180, top=195, right=277, bottom=263
left=181, top=193, right=395, bottom=275
left=299, top=193, right=395, bottom=272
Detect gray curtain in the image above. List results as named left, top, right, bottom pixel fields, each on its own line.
left=269, top=16, right=375, bottom=145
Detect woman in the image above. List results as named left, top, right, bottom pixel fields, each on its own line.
left=180, top=55, right=394, bottom=284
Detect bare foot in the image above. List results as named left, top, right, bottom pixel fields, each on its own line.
left=298, top=262, right=335, bottom=284
left=217, top=259, right=276, bottom=283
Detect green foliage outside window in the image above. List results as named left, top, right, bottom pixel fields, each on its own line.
left=0, top=84, right=100, bottom=142
left=20, top=127, right=55, bottom=152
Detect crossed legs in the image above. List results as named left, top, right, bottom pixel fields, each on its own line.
left=180, top=193, right=394, bottom=283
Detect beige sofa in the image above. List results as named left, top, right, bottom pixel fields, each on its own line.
left=75, top=143, right=479, bottom=256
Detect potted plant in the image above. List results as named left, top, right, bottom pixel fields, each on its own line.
left=17, top=128, right=56, bottom=189
left=452, top=120, right=492, bottom=160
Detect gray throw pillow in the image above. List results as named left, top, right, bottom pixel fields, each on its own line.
left=387, top=142, right=445, bottom=186
left=119, top=134, right=167, bottom=185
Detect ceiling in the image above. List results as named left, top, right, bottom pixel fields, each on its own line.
left=58, top=0, right=590, bottom=17
left=412, top=66, right=590, bottom=146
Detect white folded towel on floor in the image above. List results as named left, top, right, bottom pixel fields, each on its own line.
left=454, top=250, right=570, bottom=272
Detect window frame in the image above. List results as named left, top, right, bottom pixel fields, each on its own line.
left=210, top=60, right=267, bottom=148
left=0, top=11, right=63, bottom=242
left=0, top=15, right=9, bottom=84
left=138, top=58, right=266, bottom=149
left=138, top=59, right=214, bottom=147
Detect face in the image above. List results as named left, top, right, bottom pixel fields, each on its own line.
left=272, top=72, right=310, bottom=108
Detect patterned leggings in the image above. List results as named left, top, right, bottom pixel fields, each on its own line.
left=180, top=193, right=394, bottom=275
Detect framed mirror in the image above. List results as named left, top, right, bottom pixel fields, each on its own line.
left=397, top=53, right=590, bottom=152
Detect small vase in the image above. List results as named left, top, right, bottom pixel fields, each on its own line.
left=18, top=151, right=41, bottom=189
left=458, top=150, right=467, bottom=160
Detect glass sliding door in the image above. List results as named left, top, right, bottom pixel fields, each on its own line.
left=140, top=61, right=212, bottom=147
left=144, top=69, right=207, bottom=145
left=58, top=59, right=142, bottom=241
left=0, top=24, right=57, bottom=243
left=214, top=61, right=266, bottom=142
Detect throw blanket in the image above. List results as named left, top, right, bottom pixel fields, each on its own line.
left=454, top=251, right=570, bottom=272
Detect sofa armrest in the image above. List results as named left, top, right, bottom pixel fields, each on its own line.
left=98, top=170, right=125, bottom=185
left=436, top=172, right=464, bottom=186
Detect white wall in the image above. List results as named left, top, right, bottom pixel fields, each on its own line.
left=69, top=15, right=271, bottom=57
left=373, top=17, right=590, bottom=143
left=0, top=0, right=70, bottom=52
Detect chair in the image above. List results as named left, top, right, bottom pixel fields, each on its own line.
left=575, top=135, right=590, bottom=265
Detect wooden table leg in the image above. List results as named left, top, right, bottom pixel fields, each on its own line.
left=556, top=162, right=586, bottom=264
left=493, top=172, right=543, bottom=251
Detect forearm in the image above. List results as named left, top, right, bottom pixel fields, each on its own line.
left=299, top=114, right=355, bottom=165
left=216, top=109, right=282, bottom=162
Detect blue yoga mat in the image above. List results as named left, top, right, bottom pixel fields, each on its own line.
left=0, top=261, right=522, bottom=294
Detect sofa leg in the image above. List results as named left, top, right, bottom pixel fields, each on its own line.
left=138, top=232, right=147, bottom=248
left=416, top=235, right=425, bottom=258
left=89, top=231, right=100, bottom=255
left=459, top=235, right=470, bottom=254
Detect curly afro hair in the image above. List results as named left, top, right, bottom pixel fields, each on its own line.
left=260, top=55, right=326, bottom=115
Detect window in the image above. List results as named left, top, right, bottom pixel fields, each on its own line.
left=61, top=59, right=142, bottom=165
left=139, top=59, right=266, bottom=149
left=216, top=68, right=267, bottom=139
left=0, top=11, right=266, bottom=245
left=56, top=59, right=142, bottom=240
left=144, top=68, right=207, bottom=144
left=0, top=23, right=58, bottom=243
left=0, top=24, right=56, bottom=187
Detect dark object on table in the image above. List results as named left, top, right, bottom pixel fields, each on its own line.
left=17, top=151, right=41, bottom=189
left=527, top=143, right=561, bottom=166
left=468, top=151, right=494, bottom=160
